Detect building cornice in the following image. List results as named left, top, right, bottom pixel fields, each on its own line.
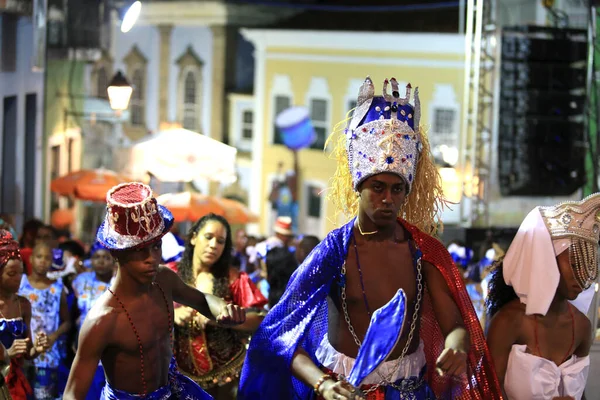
left=138, top=1, right=298, bottom=26
left=241, top=29, right=465, bottom=55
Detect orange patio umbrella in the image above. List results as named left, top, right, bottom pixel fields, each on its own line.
left=50, top=169, right=131, bottom=202
left=156, top=192, right=227, bottom=223
left=217, top=198, right=259, bottom=225
left=51, top=208, right=75, bottom=229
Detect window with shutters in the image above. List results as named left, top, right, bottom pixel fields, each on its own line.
left=273, top=95, right=291, bottom=145
left=130, top=68, right=145, bottom=126
left=183, top=71, right=198, bottom=130
left=309, top=98, right=328, bottom=150
left=241, top=110, right=253, bottom=140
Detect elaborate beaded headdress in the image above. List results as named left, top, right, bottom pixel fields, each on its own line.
left=539, top=193, right=600, bottom=289
left=97, top=182, right=174, bottom=250
left=346, top=77, right=422, bottom=192
left=327, top=76, right=444, bottom=234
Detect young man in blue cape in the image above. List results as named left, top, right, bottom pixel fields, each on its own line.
left=238, top=77, right=503, bottom=399
left=64, top=182, right=246, bottom=400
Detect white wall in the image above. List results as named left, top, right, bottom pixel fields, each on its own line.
left=110, top=24, right=214, bottom=137
left=0, top=16, right=45, bottom=230
left=169, top=26, right=213, bottom=136
left=112, top=25, right=160, bottom=132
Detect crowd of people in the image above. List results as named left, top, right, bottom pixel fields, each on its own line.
left=0, top=76, right=596, bottom=400
left=0, top=207, right=317, bottom=400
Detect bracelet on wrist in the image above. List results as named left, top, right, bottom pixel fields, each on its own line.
left=313, top=373, right=332, bottom=395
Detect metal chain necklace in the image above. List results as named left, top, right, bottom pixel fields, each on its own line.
left=340, top=241, right=424, bottom=395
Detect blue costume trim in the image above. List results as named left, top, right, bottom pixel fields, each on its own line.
left=101, top=357, right=212, bottom=400
left=239, top=219, right=355, bottom=399
left=310, top=367, right=436, bottom=400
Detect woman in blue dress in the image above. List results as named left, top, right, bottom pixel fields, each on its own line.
left=0, top=230, right=49, bottom=399
left=72, top=242, right=116, bottom=400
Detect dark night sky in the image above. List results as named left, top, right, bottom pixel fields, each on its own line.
left=224, top=0, right=461, bottom=32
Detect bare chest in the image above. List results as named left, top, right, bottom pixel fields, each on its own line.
left=519, top=314, right=579, bottom=365
left=109, top=296, right=173, bottom=356
left=328, top=240, right=421, bottom=358
left=342, top=241, right=417, bottom=311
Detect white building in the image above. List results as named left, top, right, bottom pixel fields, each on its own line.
left=0, top=12, right=45, bottom=231
left=84, top=1, right=294, bottom=198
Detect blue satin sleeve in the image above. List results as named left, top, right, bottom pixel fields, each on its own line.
left=238, top=222, right=354, bottom=400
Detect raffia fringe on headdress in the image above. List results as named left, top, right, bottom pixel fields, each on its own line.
left=325, top=110, right=447, bottom=236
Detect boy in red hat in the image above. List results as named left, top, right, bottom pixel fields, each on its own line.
left=64, top=183, right=245, bottom=400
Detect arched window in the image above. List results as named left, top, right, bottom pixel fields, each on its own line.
left=305, top=77, right=331, bottom=150
left=96, top=67, right=108, bottom=99
left=176, top=46, right=204, bottom=132
left=183, top=71, right=197, bottom=130
left=130, top=69, right=144, bottom=126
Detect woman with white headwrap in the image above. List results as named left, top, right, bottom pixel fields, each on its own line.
left=486, top=194, right=600, bottom=400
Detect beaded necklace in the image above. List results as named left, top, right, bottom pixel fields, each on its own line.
left=352, top=236, right=372, bottom=316
left=107, top=282, right=173, bottom=397
left=533, top=303, right=575, bottom=366
left=340, top=232, right=423, bottom=394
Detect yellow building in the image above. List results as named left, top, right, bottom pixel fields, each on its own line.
left=241, top=29, right=465, bottom=237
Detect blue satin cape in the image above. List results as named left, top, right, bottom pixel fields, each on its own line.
left=238, top=219, right=362, bottom=399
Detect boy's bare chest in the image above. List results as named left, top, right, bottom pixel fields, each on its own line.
left=111, top=297, right=172, bottom=354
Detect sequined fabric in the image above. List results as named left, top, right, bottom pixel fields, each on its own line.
left=174, top=324, right=246, bottom=388
left=0, top=231, right=21, bottom=269
left=346, top=78, right=423, bottom=192
left=174, top=272, right=266, bottom=389
left=315, top=367, right=436, bottom=400
left=238, top=219, right=503, bottom=400
left=0, top=318, right=32, bottom=400
left=97, top=204, right=173, bottom=250
left=96, top=183, right=174, bottom=251
left=101, top=356, right=213, bottom=399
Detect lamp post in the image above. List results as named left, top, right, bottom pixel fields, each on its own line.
left=107, top=70, right=133, bottom=113
left=105, top=70, right=132, bottom=169
left=62, top=70, right=133, bottom=167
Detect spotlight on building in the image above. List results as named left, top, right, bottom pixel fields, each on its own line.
left=121, top=1, right=142, bottom=33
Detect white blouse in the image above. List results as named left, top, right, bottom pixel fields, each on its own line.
left=504, top=344, right=589, bottom=400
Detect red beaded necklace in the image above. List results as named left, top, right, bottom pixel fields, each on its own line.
left=107, top=282, right=173, bottom=397
left=533, top=303, right=575, bottom=366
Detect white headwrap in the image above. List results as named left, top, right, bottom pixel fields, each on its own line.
left=503, top=207, right=597, bottom=316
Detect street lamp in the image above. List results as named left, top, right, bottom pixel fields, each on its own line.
left=107, top=71, right=133, bottom=112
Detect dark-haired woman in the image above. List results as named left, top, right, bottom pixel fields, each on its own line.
left=265, top=246, right=297, bottom=309
left=486, top=196, right=600, bottom=400
left=171, top=214, right=267, bottom=400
